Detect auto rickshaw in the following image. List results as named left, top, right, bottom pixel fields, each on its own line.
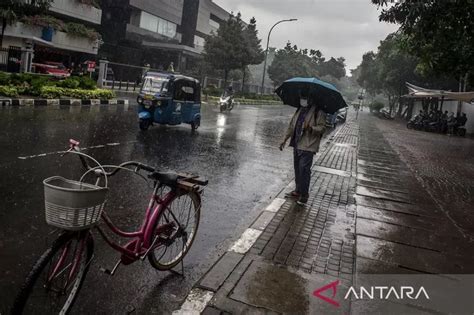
left=137, top=72, right=202, bottom=130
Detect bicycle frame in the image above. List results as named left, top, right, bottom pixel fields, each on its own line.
left=95, top=184, right=178, bottom=265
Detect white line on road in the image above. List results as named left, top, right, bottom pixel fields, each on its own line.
left=265, top=197, right=286, bottom=213
left=229, top=228, right=262, bottom=254
left=172, top=288, right=214, bottom=315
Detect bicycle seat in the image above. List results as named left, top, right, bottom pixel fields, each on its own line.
left=151, top=171, right=179, bottom=186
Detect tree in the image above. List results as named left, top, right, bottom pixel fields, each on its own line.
left=317, top=57, right=346, bottom=79
left=357, top=51, right=381, bottom=96
left=1, top=0, right=53, bottom=47
left=267, top=42, right=318, bottom=86
left=203, top=13, right=246, bottom=85
left=372, top=0, right=474, bottom=91
left=240, top=17, right=264, bottom=90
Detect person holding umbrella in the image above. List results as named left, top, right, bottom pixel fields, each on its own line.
left=276, top=77, right=347, bottom=206
left=279, top=89, right=327, bottom=205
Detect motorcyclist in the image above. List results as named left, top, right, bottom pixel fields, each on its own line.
left=224, top=85, right=234, bottom=98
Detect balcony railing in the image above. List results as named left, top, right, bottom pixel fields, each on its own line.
left=50, top=0, right=102, bottom=25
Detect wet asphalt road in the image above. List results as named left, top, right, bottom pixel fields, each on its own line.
left=0, top=103, right=296, bottom=314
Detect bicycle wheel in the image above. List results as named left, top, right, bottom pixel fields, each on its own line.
left=11, top=231, right=94, bottom=315
left=148, top=191, right=201, bottom=270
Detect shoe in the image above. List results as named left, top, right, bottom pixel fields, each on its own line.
left=285, top=191, right=300, bottom=199
left=296, top=195, right=308, bottom=206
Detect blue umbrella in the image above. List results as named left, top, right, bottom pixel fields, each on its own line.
left=275, top=77, right=347, bottom=114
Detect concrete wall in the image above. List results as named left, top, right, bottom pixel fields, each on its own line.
left=196, top=0, right=230, bottom=35
left=129, top=0, right=183, bottom=25
left=413, top=100, right=474, bottom=134
left=4, top=23, right=98, bottom=55
left=1, top=37, right=25, bottom=49
left=50, top=0, right=102, bottom=25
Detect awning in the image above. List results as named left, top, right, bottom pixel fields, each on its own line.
left=141, top=41, right=202, bottom=57
left=6, top=33, right=56, bottom=47
left=404, top=82, right=474, bottom=102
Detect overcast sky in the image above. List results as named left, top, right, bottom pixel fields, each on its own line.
left=213, top=0, right=398, bottom=72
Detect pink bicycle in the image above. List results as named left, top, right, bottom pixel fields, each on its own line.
left=11, top=140, right=207, bottom=314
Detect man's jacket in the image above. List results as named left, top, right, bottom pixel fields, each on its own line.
left=284, top=106, right=326, bottom=153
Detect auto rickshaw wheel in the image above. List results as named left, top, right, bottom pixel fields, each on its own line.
left=191, top=118, right=200, bottom=130
left=139, top=119, right=151, bottom=131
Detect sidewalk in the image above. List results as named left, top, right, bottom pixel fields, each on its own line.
left=174, top=112, right=474, bottom=315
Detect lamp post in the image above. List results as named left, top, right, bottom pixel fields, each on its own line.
left=260, top=18, right=297, bottom=94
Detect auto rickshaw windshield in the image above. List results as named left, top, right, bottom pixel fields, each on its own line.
left=141, top=76, right=169, bottom=94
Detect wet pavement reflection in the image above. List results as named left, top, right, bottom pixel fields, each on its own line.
left=0, top=103, right=296, bottom=313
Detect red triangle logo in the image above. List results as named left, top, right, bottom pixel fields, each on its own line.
left=313, top=280, right=340, bottom=307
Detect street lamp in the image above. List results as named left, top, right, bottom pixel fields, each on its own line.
left=260, top=18, right=298, bottom=94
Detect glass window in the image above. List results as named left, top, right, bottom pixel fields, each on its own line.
left=140, top=11, right=158, bottom=33
left=139, top=11, right=177, bottom=39
left=209, top=19, right=220, bottom=30
left=194, top=36, right=205, bottom=47
left=141, top=76, right=169, bottom=94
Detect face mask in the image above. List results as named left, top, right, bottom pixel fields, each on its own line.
left=300, top=98, right=308, bottom=107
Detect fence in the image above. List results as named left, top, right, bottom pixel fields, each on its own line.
left=97, top=60, right=275, bottom=95
left=0, top=47, right=22, bottom=73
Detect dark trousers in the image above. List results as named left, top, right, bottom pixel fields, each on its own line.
left=293, top=149, right=314, bottom=197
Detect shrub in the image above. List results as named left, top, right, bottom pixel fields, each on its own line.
left=202, top=86, right=223, bottom=97
left=0, top=72, right=10, bottom=85
left=40, top=86, right=115, bottom=99
left=28, top=77, right=53, bottom=96
left=0, top=85, right=19, bottom=97
left=65, top=22, right=101, bottom=41
left=77, top=76, right=97, bottom=90
left=57, top=77, right=80, bottom=89
left=369, top=101, right=384, bottom=112
left=21, top=15, right=65, bottom=31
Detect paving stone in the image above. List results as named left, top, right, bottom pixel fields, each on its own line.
left=199, top=251, right=244, bottom=292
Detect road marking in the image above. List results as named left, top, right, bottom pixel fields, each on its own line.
left=265, top=197, right=286, bottom=213
left=229, top=228, right=262, bottom=254
left=172, top=288, right=214, bottom=315
left=17, top=142, right=132, bottom=161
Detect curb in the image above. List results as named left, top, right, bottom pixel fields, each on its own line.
left=0, top=98, right=129, bottom=106
left=173, top=123, right=345, bottom=314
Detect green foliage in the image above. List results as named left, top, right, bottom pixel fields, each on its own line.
left=204, top=14, right=263, bottom=84
left=372, top=0, right=474, bottom=86
left=318, top=57, right=346, bottom=79
left=241, top=16, right=264, bottom=85
left=369, top=101, right=384, bottom=112
left=65, top=22, right=101, bottom=41
left=20, top=15, right=65, bottom=30
left=267, top=42, right=346, bottom=86
left=202, top=86, right=224, bottom=97
left=0, top=85, right=19, bottom=97
left=40, top=86, right=114, bottom=99
left=268, top=43, right=318, bottom=86
left=0, top=71, right=101, bottom=98
left=77, top=76, right=97, bottom=89
left=56, top=77, right=80, bottom=89
left=0, top=72, right=10, bottom=85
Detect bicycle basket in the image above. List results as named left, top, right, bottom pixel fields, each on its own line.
left=43, top=176, right=108, bottom=230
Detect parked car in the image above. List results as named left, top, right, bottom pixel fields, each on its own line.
left=336, top=106, right=348, bottom=123
left=32, top=61, right=70, bottom=77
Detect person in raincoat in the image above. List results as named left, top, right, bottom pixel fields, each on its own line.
left=279, top=91, right=326, bottom=205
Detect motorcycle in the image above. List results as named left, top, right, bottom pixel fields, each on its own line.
left=407, top=114, right=424, bottom=130
left=219, top=94, right=234, bottom=112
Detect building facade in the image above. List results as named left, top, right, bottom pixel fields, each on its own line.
left=99, top=0, right=230, bottom=74
left=1, top=0, right=102, bottom=73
